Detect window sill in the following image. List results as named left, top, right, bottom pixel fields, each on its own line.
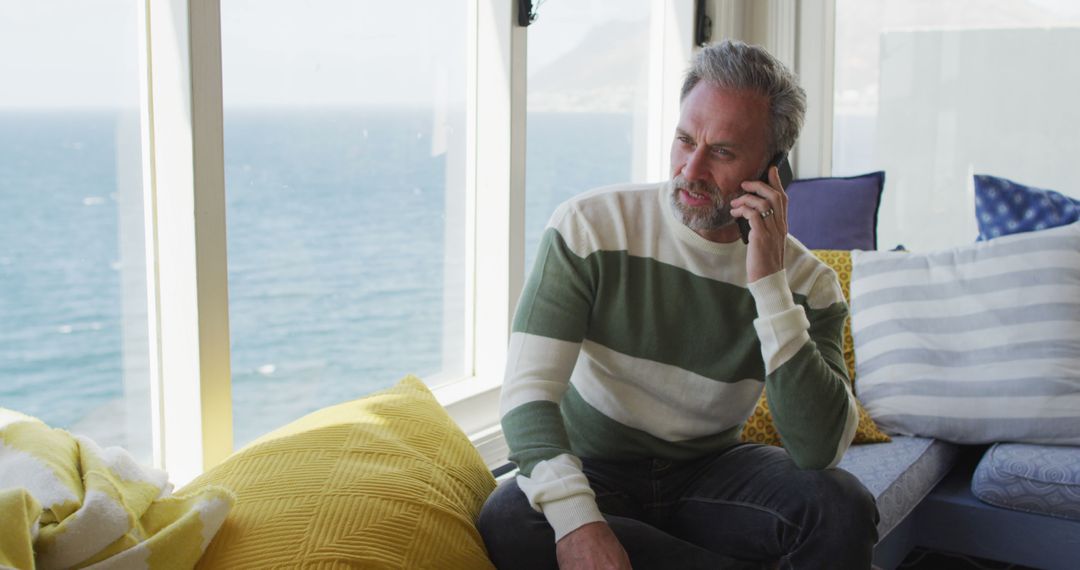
left=430, top=373, right=507, bottom=469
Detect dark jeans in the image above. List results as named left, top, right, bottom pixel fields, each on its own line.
left=478, top=443, right=879, bottom=569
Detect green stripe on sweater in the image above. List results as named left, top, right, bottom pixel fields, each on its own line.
left=515, top=228, right=845, bottom=382
left=588, top=252, right=763, bottom=381
left=502, top=400, right=574, bottom=477
left=766, top=312, right=853, bottom=469
left=513, top=229, right=595, bottom=343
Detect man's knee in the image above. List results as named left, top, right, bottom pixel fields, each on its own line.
left=820, top=468, right=876, bottom=515
left=805, top=467, right=879, bottom=538
left=478, top=478, right=545, bottom=538
left=478, top=479, right=557, bottom=569
left=728, top=445, right=877, bottom=530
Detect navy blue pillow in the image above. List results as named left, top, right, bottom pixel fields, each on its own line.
left=786, top=171, right=885, bottom=251
left=974, top=174, right=1079, bottom=240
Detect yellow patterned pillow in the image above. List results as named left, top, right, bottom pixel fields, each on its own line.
left=741, top=250, right=890, bottom=446
left=741, top=393, right=889, bottom=446
left=811, top=249, right=858, bottom=384
left=182, top=376, right=496, bottom=569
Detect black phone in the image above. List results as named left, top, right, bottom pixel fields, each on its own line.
left=736, top=152, right=788, bottom=244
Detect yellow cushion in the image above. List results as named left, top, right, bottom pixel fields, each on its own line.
left=741, top=250, right=890, bottom=446
left=181, top=376, right=496, bottom=570
left=741, top=392, right=889, bottom=446
left=811, top=249, right=859, bottom=384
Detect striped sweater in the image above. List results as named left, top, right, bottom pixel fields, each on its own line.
left=501, top=182, right=859, bottom=540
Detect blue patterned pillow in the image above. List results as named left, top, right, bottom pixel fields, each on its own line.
left=974, top=174, right=1079, bottom=240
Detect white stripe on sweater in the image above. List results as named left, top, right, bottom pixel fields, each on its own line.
left=501, top=333, right=581, bottom=414
left=828, top=389, right=860, bottom=468
left=547, top=184, right=842, bottom=310
left=569, top=340, right=763, bottom=442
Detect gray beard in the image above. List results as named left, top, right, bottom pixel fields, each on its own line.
left=669, top=176, right=738, bottom=232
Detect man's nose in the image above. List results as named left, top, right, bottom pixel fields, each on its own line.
left=682, top=147, right=708, bottom=181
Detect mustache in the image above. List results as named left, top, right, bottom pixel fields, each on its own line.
left=671, top=175, right=727, bottom=204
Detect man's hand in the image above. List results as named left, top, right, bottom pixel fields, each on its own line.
left=556, top=522, right=632, bottom=570
left=730, top=165, right=788, bottom=282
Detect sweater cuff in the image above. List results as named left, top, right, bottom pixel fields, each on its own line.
left=541, top=494, right=606, bottom=542
left=749, top=270, right=811, bottom=374
left=514, top=454, right=606, bottom=542
left=748, top=270, right=796, bottom=317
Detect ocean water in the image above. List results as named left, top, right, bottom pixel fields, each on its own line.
left=0, top=109, right=634, bottom=451
left=0, top=112, right=134, bottom=439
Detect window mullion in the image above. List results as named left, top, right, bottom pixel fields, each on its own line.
left=472, top=0, right=526, bottom=385
left=794, top=0, right=836, bottom=178
left=434, top=0, right=526, bottom=446
left=648, top=0, right=697, bottom=180
left=140, top=0, right=232, bottom=485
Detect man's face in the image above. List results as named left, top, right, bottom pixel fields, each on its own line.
left=669, top=83, right=771, bottom=238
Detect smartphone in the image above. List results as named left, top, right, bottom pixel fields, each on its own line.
left=736, top=152, right=788, bottom=244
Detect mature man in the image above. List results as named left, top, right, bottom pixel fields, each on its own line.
left=478, top=40, right=878, bottom=569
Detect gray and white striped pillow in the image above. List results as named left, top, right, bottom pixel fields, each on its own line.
left=850, top=222, right=1080, bottom=444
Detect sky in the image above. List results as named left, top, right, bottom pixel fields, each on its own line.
left=0, top=0, right=633, bottom=110
left=0, top=0, right=140, bottom=109
left=0, top=0, right=468, bottom=109
left=1, top=0, right=1075, bottom=109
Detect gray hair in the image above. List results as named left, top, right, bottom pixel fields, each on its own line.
left=680, top=40, right=806, bottom=158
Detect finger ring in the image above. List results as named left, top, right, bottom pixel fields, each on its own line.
left=760, top=208, right=775, bottom=219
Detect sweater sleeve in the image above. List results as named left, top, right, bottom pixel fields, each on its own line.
left=501, top=216, right=605, bottom=541
left=748, top=269, right=858, bottom=469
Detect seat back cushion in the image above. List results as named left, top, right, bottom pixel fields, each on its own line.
left=972, top=442, right=1080, bottom=521
left=786, top=171, right=885, bottom=251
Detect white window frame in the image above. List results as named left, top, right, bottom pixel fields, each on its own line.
left=793, top=0, right=836, bottom=178
left=137, top=0, right=699, bottom=482
left=139, top=0, right=232, bottom=485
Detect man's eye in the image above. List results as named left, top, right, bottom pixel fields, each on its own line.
left=710, top=147, right=731, bottom=157
left=677, top=136, right=694, bottom=146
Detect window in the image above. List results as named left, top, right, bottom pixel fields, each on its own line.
left=0, top=0, right=698, bottom=477
left=0, top=0, right=150, bottom=461
left=220, top=0, right=469, bottom=446
left=524, top=0, right=654, bottom=271
left=833, top=0, right=1080, bottom=250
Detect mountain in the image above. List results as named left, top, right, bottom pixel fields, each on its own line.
left=528, top=20, right=650, bottom=113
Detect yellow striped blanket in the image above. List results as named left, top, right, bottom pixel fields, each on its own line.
left=0, top=409, right=233, bottom=570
